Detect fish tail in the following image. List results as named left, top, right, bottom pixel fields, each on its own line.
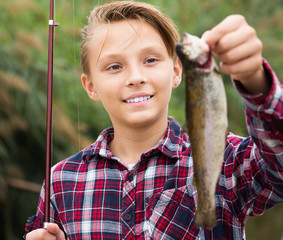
left=194, top=189, right=217, bottom=229
left=194, top=207, right=217, bottom=229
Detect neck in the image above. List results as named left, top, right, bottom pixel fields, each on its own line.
left=109, top=117, right=168, bottom=165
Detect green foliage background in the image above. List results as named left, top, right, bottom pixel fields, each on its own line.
left=0, top=0, right=282, bottom=239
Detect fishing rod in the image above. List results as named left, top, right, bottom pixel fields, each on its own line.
left=44, top=0, right=59, bottom=229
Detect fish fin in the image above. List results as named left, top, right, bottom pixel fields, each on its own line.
left=193, top=177, right=197, bottom=187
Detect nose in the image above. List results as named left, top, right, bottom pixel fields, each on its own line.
left=126, top=65, right=147, bottom=87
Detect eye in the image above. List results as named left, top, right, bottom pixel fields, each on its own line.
left=145, top=58, right=158, bottom=64
left=107, top=64, right=122, bottom=71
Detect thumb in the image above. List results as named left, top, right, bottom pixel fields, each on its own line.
left=46, top=223, right=66, bottom=240
left=201, top=30, right=215, bottom=49
left=201, top=30, right=210, bottom=42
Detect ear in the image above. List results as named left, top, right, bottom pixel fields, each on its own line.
left=81, top=73, right=101, bottom=101
left=172, top=58, right=182, bottom=89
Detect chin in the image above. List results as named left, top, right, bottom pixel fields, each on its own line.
left=124, top=112, right=167, bottom=128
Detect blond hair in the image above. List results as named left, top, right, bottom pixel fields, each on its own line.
left=80, top=1, right=180, bottom=75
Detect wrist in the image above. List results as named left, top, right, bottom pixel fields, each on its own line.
left=239, top=65, right=271, bottom=97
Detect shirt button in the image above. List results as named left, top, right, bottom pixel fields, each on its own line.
left=128, top=173, right=134, bottom=182
left=124, top=213, right=132, bottom=221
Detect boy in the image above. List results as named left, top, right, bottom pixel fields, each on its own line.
left=25, top=1, right=283, bottom=239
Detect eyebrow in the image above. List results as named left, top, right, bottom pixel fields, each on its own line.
left=141, top=46, right=166, bottom=55
left=98, top=45, right=167, bottom=63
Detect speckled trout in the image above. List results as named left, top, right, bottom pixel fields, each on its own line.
left=176, top=33, right=228, bottom=229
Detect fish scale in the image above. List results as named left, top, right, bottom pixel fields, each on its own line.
left=176, top=33, right=228, bottom=229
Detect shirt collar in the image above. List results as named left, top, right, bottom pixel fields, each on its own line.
left=156, top=116, right=188, bottom=159
left=81, top=117, right=188, bottom=162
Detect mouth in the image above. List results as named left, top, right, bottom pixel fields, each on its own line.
left=123, top=95, right=153, bottom=103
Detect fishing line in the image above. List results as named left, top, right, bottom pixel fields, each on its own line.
left=72, top=0, right=81, bottom=151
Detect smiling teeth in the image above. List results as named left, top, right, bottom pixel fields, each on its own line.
left=126, top=96, right=151, bottom=103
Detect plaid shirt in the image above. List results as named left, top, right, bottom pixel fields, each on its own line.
left=25, top=60, right=283, bottom=240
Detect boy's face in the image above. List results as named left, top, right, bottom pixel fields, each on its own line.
left=81, top=20, right=182, bottom=128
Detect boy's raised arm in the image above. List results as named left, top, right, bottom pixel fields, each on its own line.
left=202, top=14, right=283, bottom=133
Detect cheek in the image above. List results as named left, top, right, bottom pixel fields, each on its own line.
left=156, top=70, right=174, bottom=89
left=154, top=76, right=173, bottom=104
left=92, top=74, right=118, bottom=96
left=95, top=82, right=120, bottom=106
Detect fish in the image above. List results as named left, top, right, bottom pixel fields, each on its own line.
left=175, top=33, right=228, bottom=229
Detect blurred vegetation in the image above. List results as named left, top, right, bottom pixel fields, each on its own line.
left=0, top=0, right=282, bottom=239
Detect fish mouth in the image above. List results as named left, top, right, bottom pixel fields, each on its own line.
left=176, top=32, right=211, bottom=68
left=196, top=51, right=212, bottom=69
left=123, top=95, right=153, bottom=103
left=176, top=44, right=212, bottom=70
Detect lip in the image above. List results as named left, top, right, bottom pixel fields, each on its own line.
left=123, top=93, right=153, bottom=103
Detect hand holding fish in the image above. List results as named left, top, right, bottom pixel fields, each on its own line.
left=202, top=15, right=270, bottom=96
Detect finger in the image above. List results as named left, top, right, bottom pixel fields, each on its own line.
left=201, top=30, right=216, bottom=50
left=201, top=15, right=245, bottom=48
left=213, top=24, right=257, bottom=54
left=46, top=223, right=66, bottom=240
left=217, top=36, right=262, bottom=65
left=26, top=228, right=56, bottom=240
left=220, top=54, right=262, bottom=80
left=201, top=30, right=211, bottom=43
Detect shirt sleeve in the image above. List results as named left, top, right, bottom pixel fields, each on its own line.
left=223, top=59, right=283, bottom=221
left=24, top=181, right=64, bottom=238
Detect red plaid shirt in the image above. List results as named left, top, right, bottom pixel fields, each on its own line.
left=25, top=60, right=283, bottom=239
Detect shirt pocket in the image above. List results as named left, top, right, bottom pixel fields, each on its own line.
left=145, top=185, right=199, bottom=239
